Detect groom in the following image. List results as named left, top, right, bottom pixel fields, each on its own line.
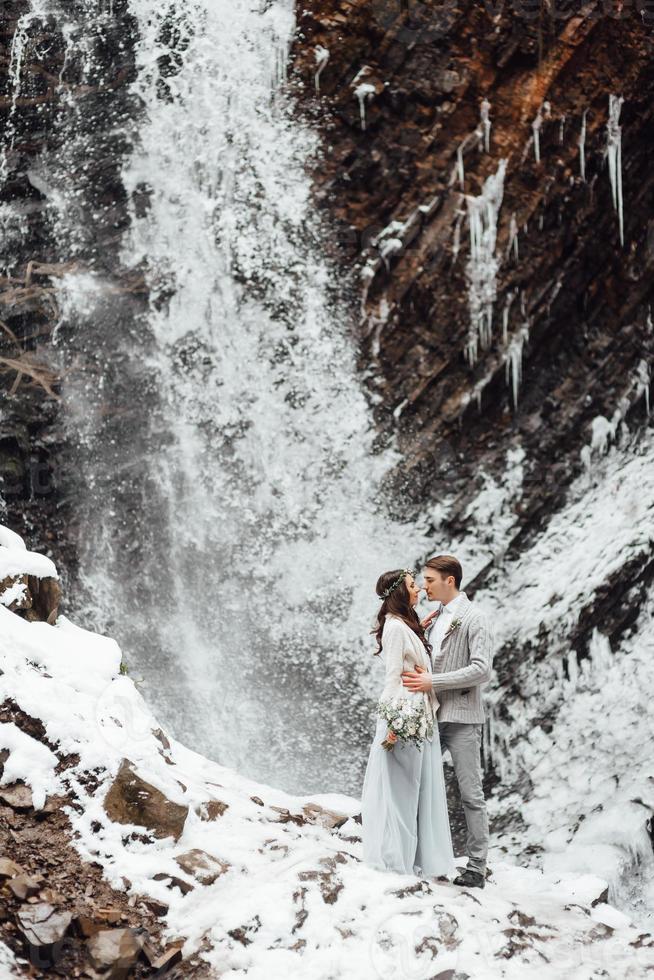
left=402, top=555, right=494, bottom=889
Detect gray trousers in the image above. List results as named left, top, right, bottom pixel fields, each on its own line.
left=438, top=721, right=489, bottom=875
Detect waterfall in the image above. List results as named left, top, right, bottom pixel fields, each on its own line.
left=4, top=0, right=428, bottom=793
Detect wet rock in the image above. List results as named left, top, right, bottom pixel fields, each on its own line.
left=15, top=902, right=72, bottom=968
left=103, top=759, right=188, bottom=841
left=173, top=849, right=229, bottom=886
left=86, top=926, right=148, bottom=977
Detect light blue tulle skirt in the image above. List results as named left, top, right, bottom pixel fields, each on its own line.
left=361, top=717, right=456, bottom=878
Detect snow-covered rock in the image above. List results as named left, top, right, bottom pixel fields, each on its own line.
left=1, top=526, right=653, bottom=977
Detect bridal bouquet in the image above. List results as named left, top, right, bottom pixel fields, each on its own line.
left=377, top=696, right=434, bottom=751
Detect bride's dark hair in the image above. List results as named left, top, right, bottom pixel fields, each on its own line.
left=373, top=569, right=432, bottom=657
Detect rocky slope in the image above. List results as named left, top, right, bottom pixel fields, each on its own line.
left=1, top=524, right=654, bottom=978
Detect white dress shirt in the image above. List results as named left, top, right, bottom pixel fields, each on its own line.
left=428, top=591, right=468, bottom=656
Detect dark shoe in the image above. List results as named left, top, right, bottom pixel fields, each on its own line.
left=453, top=868, right=485, bottom=889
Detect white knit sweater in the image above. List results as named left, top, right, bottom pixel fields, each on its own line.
left=427, top=593, right=494, bottom=724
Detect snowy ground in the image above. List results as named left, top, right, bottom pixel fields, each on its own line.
left=1, top=528, right=654, bottom=978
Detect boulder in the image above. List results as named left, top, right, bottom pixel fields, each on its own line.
left=103, top=759, right=188, bottom=841
left=86, top=927, right=148, bottom=977
left=0, top=783, right=34, bottom=812
left=173, top=849, right=229, bottom=886
left=16, top=903, right=72, bottom=968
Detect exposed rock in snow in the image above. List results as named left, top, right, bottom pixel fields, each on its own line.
left=0, top=524, right=653, bottom=977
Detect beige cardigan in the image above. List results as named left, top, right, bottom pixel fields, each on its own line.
left=378, top=614, right=438, bottom=735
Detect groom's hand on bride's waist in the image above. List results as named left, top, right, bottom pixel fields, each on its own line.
left=401, top=666, right=433, bottom=692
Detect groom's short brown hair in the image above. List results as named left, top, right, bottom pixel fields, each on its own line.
left=424, top=555, right=462, bottom=589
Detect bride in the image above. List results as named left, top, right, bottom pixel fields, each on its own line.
left=361, top=568, right=455, bottom=878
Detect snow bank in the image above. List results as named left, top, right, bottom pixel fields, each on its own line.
left=1, top=524, right=653, bottom=977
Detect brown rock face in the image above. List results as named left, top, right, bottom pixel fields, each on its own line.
left=102, top=759, right=189, bottom=842
left=291, top=1, right=654, bottom=547
left=0, top=572, right=61, bottom=623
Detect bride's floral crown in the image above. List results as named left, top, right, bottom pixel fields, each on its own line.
left=379, top=569, right=413, bottom=600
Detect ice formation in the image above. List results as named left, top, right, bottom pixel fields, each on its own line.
left=606, top=93, right=625, bottom=246
left=314, top=45, right=329, bottom=92
left=464, top=158, right=508, bottom=364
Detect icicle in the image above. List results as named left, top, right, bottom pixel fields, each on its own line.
left=480, top=98, right=491, bottom=153
left=504, top=322, right=530, bottom=409
left=580, top=444, right=592, bottom=471
left=506, top=212, right=519, bottom=260
left=532, top=107, right=543, bottom=163
left=578, top=108, right=587, bottom=181
left=354, top=83, right=376, bottom=131
left=606, top=94, right=625, bottom=246
left=636, top=358, right=650, bottom=415
left=456, top=142, right=465, bottom=190
left=464, top=158, right=508, bottom=364
left=559, top=114, right=566, bottom=142
left=314, top=45, right=329, bottom=92
left=502, top=291, right=516, bottom=344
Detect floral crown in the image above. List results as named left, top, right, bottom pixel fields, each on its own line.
left=379, top=569, right=413, bottom=600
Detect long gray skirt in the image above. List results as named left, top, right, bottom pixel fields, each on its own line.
left=361, top=716, right=456, bottom=878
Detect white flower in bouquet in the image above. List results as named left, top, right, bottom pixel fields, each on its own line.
left=377, top=695, right=434, bottom=752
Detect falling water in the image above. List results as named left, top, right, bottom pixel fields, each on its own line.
left=4, top=0, right=428, bottom=794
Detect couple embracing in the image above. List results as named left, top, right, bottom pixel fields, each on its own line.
left=361, top=555, right=493, bottom=890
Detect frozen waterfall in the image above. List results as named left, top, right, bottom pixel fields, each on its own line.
left=14, top=0, right=428, bottom=794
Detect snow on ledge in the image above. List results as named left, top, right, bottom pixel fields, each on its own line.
left=0, top=524, right=58, bottom=580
